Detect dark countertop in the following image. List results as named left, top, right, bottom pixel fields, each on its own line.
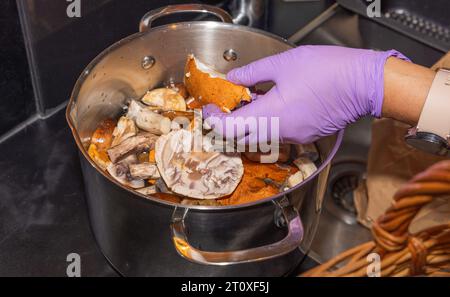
left=0, top=107, right=318, bottom=277
left=0, top=1, right=35, bottom=135
left=0, top=109, right=116, bottom=276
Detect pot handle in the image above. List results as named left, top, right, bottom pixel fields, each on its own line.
left=170, top=197, right=304, bottom=265
left=139, top=4, right=233, bottom=32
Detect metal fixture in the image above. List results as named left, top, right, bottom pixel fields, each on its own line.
left=223, top=49, right=238, bottom=61
left=141, top=56, right=155, bottom=69
left=326, top=161, right=366, bottom=225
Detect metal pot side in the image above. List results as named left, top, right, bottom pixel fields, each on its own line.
left=67, top=20, right=343, bottom=276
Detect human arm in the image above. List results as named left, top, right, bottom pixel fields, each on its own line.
left=382, top=56, right=435, bottom=125
left=203, top=46, right=435, bottom=144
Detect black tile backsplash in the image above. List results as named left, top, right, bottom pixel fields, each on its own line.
left=0, top=0, right=35, bottom=136
left=16, top=0, right=218, bottom=116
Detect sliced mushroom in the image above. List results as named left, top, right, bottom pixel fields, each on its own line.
left=107, top=133, right=158, bottom=163
left=191, top=108, right=203, bottom=152
left=111, top=116, right=137, bottom=147
left=88, top=119, right=116, bottom=170
left=170, top=116, right=191, bottom=131
left=127, top=100, right=171, bottom=135
left=293, top=157, right=317, bottom=180
left=287, top=171, right=305, bottom=188
left=90, top=118, right=116, bottom=151
left=141, top=88, right=186, bottom=111
left=88, top=143, right=111, bottom=170
left=155, top=129, right=244, bottom=199
left=107, top=155, right=145, bottom=189
left=136, top=185, right=157, bottom=195
left=129, top=162, right=160, bottom=179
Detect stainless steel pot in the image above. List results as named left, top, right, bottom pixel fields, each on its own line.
left=66, top=4, right=343, bottom=276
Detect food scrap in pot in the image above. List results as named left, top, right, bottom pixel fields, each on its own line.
left=141, top=88, right=187, bottom=112
left=90, top=118, right=116, bottom=150
left=218, top=157, right=298, bottom=205
left=87, top=118, right=116, bottom=170
left=155, top=129, right=244, bottom=199
left=111, top=116, right=137, bottom=147
left=107, top=133, right=158, bottom=164
left=127, top=100, right=171, bottom=135
left=86, top=55, right=320, bottom=205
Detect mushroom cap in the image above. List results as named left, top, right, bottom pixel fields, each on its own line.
left=184, top=55, right=251, bottom=113
left=155, top=129, right=244, bottom=199
left=111, top=116, right=137, bottom=147
left=141, top=88, right=186, bottom=112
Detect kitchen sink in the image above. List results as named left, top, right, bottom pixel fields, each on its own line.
left=308, top=117, right=373, bottom=263
left=338, top=0, right=449, bottom=52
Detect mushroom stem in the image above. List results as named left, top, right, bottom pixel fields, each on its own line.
left=106, top=155, right=145, bottom=189
left=129, top=163, right=160, bottom=179
left=107, top=133, right=158, bottom=163
left=127, top=100, right=171, bottom=135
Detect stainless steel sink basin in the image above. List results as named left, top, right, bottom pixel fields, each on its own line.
left=308, top=118, right=373, bottom=263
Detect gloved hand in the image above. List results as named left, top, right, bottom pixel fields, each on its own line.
left=203, top=45, right=409, bottom=144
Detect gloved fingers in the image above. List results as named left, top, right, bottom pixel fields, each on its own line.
left=237, top=130, right=280, bottom=148
left=202, top=103, right=223, bottom=122
left=201, top=91, right=259, bottom=119
left=202, top=104, right=248, bottom=139
left=226, top=55, right=277, bottom=86
left=202, top=85, right=283, bottom=145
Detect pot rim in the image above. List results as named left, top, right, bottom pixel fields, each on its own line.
left=66, top=21, right=344, bottom=211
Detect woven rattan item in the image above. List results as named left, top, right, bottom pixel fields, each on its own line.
left=302, top=160, right=450, bottom=277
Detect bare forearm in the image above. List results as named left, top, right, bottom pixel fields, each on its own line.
left=382, top=57, right=435, bottom=125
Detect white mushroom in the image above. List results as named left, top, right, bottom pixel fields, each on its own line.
left=141, top=88, right=187, bottom=111
left=136, top=185, right=157, bottom=195
left=287, top=171, right=305, bottom=188
left=107, top=133, right=158, bottom=163
left=293, top=157, right=318, bottom=180
left=107, top=155, right=145, bottom=189
left=170, top=116, right=191, bottom=131
left=111, top=116, right=137, bottom=147
left=127, top=100, right=171, bottom=135
left=129, top=162, right=160, bottom=179
left=155, top=129, right=244, bottom=199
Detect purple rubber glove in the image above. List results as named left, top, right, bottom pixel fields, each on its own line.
left=203, top=45, right=409, bottom=144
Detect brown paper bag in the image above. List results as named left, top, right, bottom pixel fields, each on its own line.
left=354, top=52, right=450, bottom=232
